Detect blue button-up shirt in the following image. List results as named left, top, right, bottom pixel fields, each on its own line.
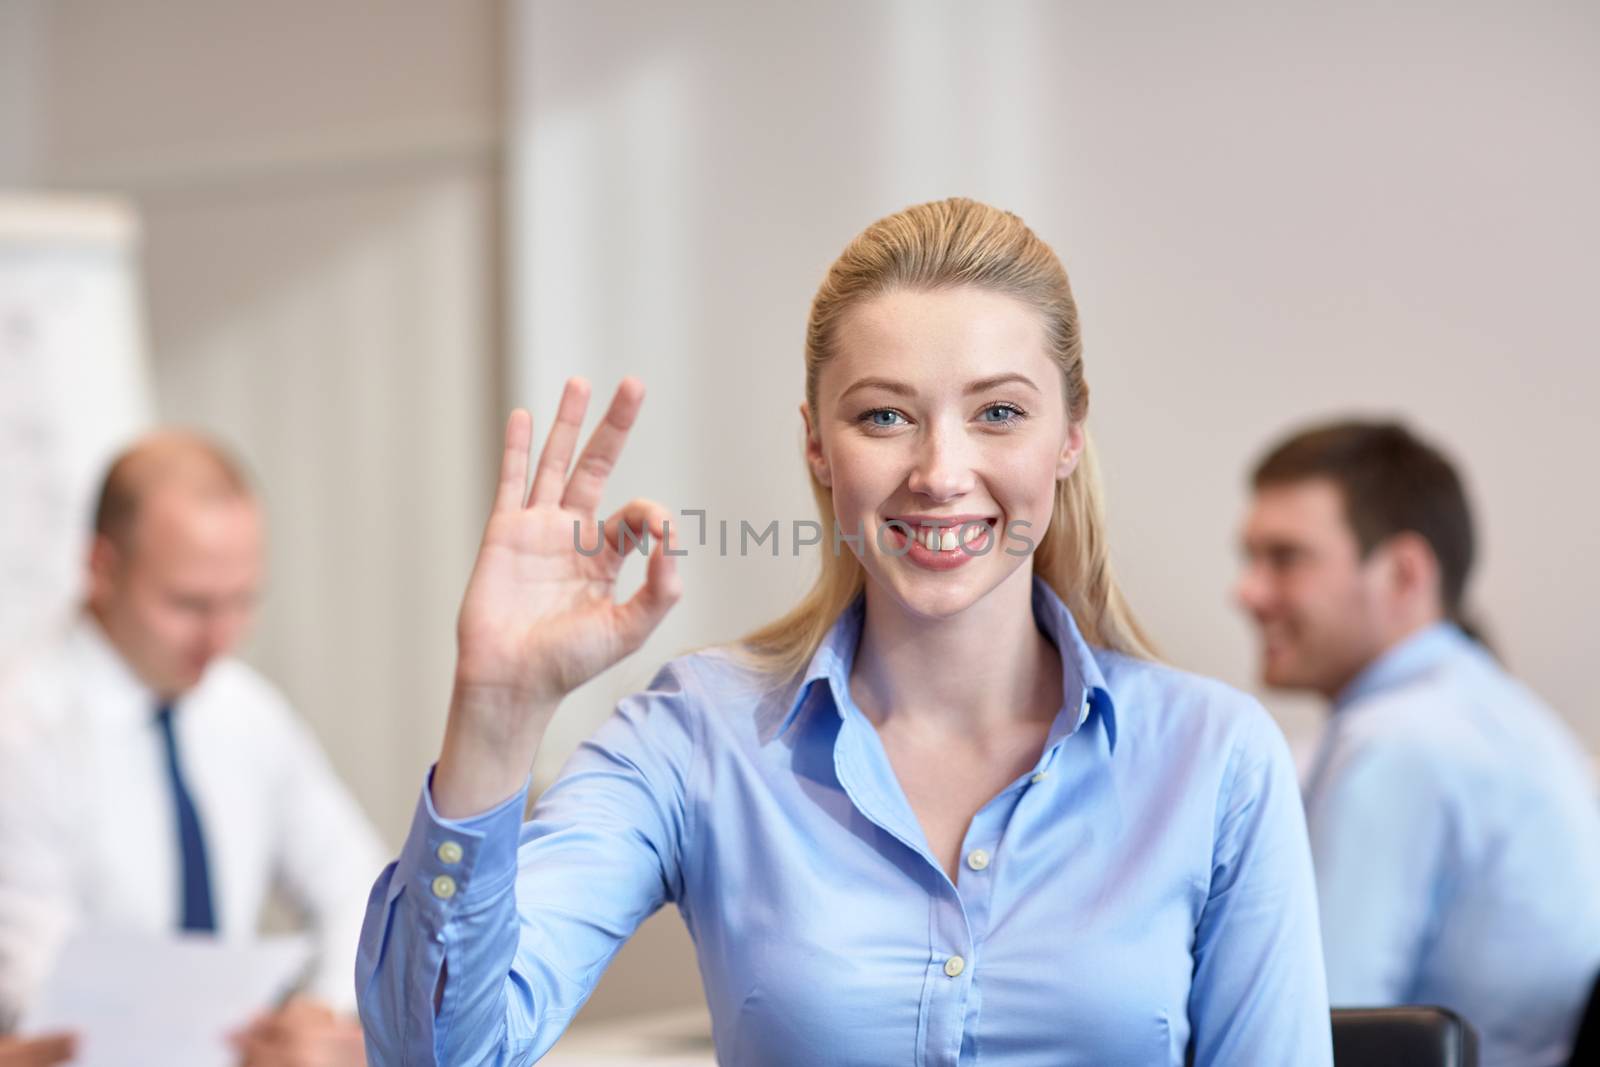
left=356, top=577, right=1331, bottom=1065
left=1305, top=623, right=1600, bottom=1067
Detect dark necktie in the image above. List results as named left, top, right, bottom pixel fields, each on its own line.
left=154, top=703, right=216, bottom=932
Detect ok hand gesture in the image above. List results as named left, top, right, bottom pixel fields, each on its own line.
left=436, top=377, right=682, bottom=817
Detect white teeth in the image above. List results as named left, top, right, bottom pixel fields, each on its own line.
left=898, top=523, right=991, bottom=552
left=901, top=525, right=987, bottom=552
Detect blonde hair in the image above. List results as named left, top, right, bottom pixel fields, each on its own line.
left=735, top=197, right=1156, bottom=680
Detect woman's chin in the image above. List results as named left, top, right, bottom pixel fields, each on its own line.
left=865, top=561, right=1000, bottom=621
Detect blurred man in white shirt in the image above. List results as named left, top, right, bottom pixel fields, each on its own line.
left=0, top=430, right=385, bottom=1067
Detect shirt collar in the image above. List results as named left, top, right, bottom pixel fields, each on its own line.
left=771, top=574, right=1118, bottom=753
left=1333, top=620, right=1469, bottom=711
left=68, top=611, right=164, bottom=718
left=768, top=592, right=865, bottom=741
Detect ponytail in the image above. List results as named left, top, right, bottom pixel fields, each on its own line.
left=1034, top=430, right=1157, bottom=659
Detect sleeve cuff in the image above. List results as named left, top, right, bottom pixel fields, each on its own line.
left=387, top=765, right=530, bottom=917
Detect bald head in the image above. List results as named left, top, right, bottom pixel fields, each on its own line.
left=94, top=430, right=254, bottom=552
left=87, top=431, right=264, bottom=699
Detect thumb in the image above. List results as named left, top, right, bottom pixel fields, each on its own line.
left=607, top=502, right=683, bottom=650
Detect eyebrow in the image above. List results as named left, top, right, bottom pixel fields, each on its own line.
left=838, top=373, right=1041, bottom=403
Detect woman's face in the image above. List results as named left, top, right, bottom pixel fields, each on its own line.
left=804, top=285, right=1084, bottom=620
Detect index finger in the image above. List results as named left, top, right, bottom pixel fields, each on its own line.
left=528, top=378, right=593, bottom=509
left=561, top=377, right=645, bottom=514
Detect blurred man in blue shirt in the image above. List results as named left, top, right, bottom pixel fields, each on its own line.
left=1236, top=419, right=1600, bottom=1067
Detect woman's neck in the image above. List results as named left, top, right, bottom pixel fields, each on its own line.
left=849, top=566, right=1064, bottom=742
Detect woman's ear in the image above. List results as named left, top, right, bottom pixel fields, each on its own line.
left=800, top=402, right=832, bottom=487
left=1056, top=422, right=1086, bottom=480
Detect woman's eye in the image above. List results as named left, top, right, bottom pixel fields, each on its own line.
left=860, top=408, right=907, bottom=429
left=979, top=403, right=1026, bottom=425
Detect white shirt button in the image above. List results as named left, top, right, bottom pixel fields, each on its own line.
left=436, top=840, right=463, bottom=865
left=1030, top=771, right=1049, bottom=784
left=431, top=874, right=457, bottom=900
left=944, top=955, right=965, bottom=978
left=966, top=849, right=990, bottom=871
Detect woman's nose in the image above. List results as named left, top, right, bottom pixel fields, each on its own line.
left=906, top=425, right=976, bottom=501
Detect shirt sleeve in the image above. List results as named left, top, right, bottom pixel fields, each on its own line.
left=355, top=660, right=699, bottom=1066
left=1304, top=731, right=1452, bottom=1005
left=264, top=701, right=390, bottom=1013
left=1188, top=706, right=1333, bottom=1066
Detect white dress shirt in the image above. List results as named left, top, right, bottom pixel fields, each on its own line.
left=0, top=614, right=386, bottom=1024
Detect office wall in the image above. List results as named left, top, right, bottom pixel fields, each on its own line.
left=1, top=0, right=507, bottom=847
left=510, top=0, right=1600, bottom=1018
left=0, top=2, right=44, bottom=182
left=2, top=0, right=1594, bottom=1030
left=511, top=0, right=1600, bottom=758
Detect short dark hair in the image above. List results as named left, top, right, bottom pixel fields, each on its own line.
left=1251, top=420, right=1476, bottom=622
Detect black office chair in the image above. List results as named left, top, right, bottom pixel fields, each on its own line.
left=1568, top=971, right=1600, bottom=1067
left=1180, top=1006, right=1479, bottom=1066
left=1331, top=1007, right=1478, bottom=1067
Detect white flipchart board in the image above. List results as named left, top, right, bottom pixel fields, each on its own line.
left=0, top=193, right=153, bottom=664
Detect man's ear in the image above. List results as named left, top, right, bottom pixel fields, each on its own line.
left=800, top=402, right=832, bottom=488
left=1056, top=422, right=1086, bottom=480
left=86, top=533, right=121, bottom=605
left=1384, top=531, right=1441, bottom=604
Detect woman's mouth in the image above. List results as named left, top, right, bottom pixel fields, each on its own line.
left=882, top=517, right=997, bottom=570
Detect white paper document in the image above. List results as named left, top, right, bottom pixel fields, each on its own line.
left=22, top=931, right=314, bottom=1067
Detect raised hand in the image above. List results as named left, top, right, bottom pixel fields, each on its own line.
left=435, top=377, right=683, bottom=817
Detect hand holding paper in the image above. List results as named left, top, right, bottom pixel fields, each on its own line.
left=0, top=1034, right=76, bottom=1067
left=22, top=931, right=314, bottom=1067
left=230, top=995, right=366, bottom=1067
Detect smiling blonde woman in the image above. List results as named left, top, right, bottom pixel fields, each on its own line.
left=355, top=198, right=1333, bottom=1066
